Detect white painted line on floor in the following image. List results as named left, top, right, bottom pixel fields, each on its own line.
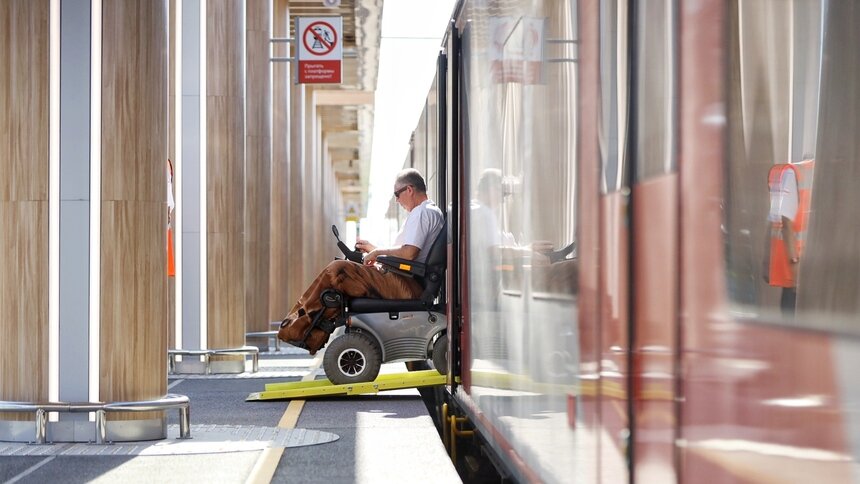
left=167, top=378, right=185, bottom=390
left=245, top=352, right=324, bottom=484
left=7, top=455, right=56, bottom=483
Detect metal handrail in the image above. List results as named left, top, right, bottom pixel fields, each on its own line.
left=246, top=330, right=281, bottom=350
left=0, top=393, right=190, bottom=444
left=168, top=345, right=260, bottom=374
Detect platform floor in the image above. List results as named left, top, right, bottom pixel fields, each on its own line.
left=0, top=346, right=461, bottom=484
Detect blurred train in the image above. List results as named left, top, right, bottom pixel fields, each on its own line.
left=383, top=0, right=860, bottom=482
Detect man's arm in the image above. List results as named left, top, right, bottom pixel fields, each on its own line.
left=781, top=215, right=800, bottom=283
left=781, top=216, right=799, bottom=263
left=364, top=244, right=420, bottom=265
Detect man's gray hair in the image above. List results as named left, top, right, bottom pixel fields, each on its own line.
left=395, top=168, right=427, bottom=193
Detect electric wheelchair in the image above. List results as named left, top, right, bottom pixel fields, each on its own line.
left=306, top=224, right=448, bottom=385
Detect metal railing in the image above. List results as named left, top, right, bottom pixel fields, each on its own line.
left=246, top=330, right=281, bottom=351
left=168, top=346, right=260, bottom=374
left=0, top=394, right=190, bottom=444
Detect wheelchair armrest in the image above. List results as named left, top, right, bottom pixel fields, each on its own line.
left=545, top=241, right=576, bottom=264
left=376, top=255, right=426, bottom=278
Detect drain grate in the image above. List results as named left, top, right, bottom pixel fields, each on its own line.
left=0, top=424, right=338, bottom=456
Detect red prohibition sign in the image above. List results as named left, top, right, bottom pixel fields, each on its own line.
left=303, top=21, right=338, bottom=56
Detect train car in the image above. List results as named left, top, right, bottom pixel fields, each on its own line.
left=395, top=0, right=860, bottom=482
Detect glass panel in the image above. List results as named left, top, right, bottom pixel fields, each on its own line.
left=414, top=102, right=428, bottom=176
left=723, top=0, right=860, bottom=331
left=462, top=0, right=581, bottom=481
left=599, top=0, right=629, bottom=193
left=427, top=76, right=439, bottom=198
left=635, top=0, right=676, bottom=180
left=797, top=1, right=860, bottom=328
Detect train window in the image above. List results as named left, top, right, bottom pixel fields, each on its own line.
left=460, top=0, right=581, bottom=480
left=599, top=0, right=630, bottom=194
left=427, top=78, right=439, bottom=200
left=724, top=0, right=860, bottom=332
left=634, top=0, right=676, bottom=180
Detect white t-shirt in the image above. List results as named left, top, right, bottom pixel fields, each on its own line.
left=470, top=200, right=516, bottom=249
left=768, top=168, right=798, bottom=223
left=395, top=199, right=444, bottom=263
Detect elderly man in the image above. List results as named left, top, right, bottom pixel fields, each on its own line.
left=278, top=168, right=445, bottom=353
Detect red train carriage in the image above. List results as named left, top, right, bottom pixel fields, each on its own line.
left=399, top=1, right=860, bottom=482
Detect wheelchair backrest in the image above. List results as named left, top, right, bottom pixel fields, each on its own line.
left=419, top=223, right=447, bottom=306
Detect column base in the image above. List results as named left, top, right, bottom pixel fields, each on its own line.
left=168, top=346, right=260, bottom=374
left=0, top=417, right=165, bottom=443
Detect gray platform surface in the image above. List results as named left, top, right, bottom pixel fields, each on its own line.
left=0, top=351, right=461, bottom=483
left=0, top=425, right=339, bottom=456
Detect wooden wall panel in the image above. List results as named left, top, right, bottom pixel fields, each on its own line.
left=0, top=203, right=48, bottom=417
left=0, top=0, right=49, bottom=420
left=0, top=0, right=49, bottom=202
left=207, top=0, right=244, bottom=99
left=206, top=97, right=244, bottom=235
left=269, top=0, right=290, bottom=321
left=207, top=233, right=244, bottom=349
left=100, top=202, right=167, bottom=415
left=100, top=0, right=168, bottom=419
left=207, top=0, right=245, bottom=355
left=245, top=0, right=272, bottom=345
left=101, top=2, right=166, bottom=203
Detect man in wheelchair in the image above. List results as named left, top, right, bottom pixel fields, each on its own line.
left=278, top=169, right=445, bottom=354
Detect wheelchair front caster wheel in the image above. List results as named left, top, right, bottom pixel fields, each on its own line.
left=323, top=332, right=382, bottom=385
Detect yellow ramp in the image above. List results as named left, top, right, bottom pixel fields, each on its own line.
left=246, top=370, right=447, bottom=401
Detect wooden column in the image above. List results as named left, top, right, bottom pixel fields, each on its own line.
left=269, top=0, right=291, bottom=322
left=287, top=84, right=306, bottom=305
left=314, top=115, right=326, bottom=269
left=206, top=0, right=246, bottom=361
left=0, top=0, right=50, bottom=419
left=100, top=0, right=168, bottom=422
left=245, top=0, right=272, bottom=348
left=303, top=90, right=318, bottom=281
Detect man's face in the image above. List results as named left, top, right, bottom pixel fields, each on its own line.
left=393, top=183, right=412, bottom=209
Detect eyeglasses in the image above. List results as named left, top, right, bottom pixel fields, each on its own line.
left=393, top=185, right=411, bottom=199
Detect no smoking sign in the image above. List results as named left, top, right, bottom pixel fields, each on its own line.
left=296, top=17, right=343, bottom=84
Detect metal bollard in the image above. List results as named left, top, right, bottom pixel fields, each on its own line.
left=35, top=408, right=48, bottom=444
left=179, top=405, right=191, bottom=439
left=95, top=409, right=108, bottom=444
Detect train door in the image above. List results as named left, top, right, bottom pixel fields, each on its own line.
left=451, top=0, right=590, bottom=480
left=582, top=1, right=681, bottom=481
left=581, top=1, right=633, bottom=481
left=449, top=0, right=679, bottom=481
left=627, top=1, right=680, bottom=482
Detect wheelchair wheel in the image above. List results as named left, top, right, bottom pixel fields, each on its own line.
left=431, top=333, right=448, bottom=375
left=323, top=332, right=382, bottom=385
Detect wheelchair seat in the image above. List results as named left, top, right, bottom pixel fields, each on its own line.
left=347, top=222, right=447, bottom=315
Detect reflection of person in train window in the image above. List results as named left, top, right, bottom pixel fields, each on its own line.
left=471, top=169, right=577, bottom=295
left=470, top=169, right=514, bottom=306
left=471, top=168, right=515, bottom=250
left=765, top=161, right=814, bottom=316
